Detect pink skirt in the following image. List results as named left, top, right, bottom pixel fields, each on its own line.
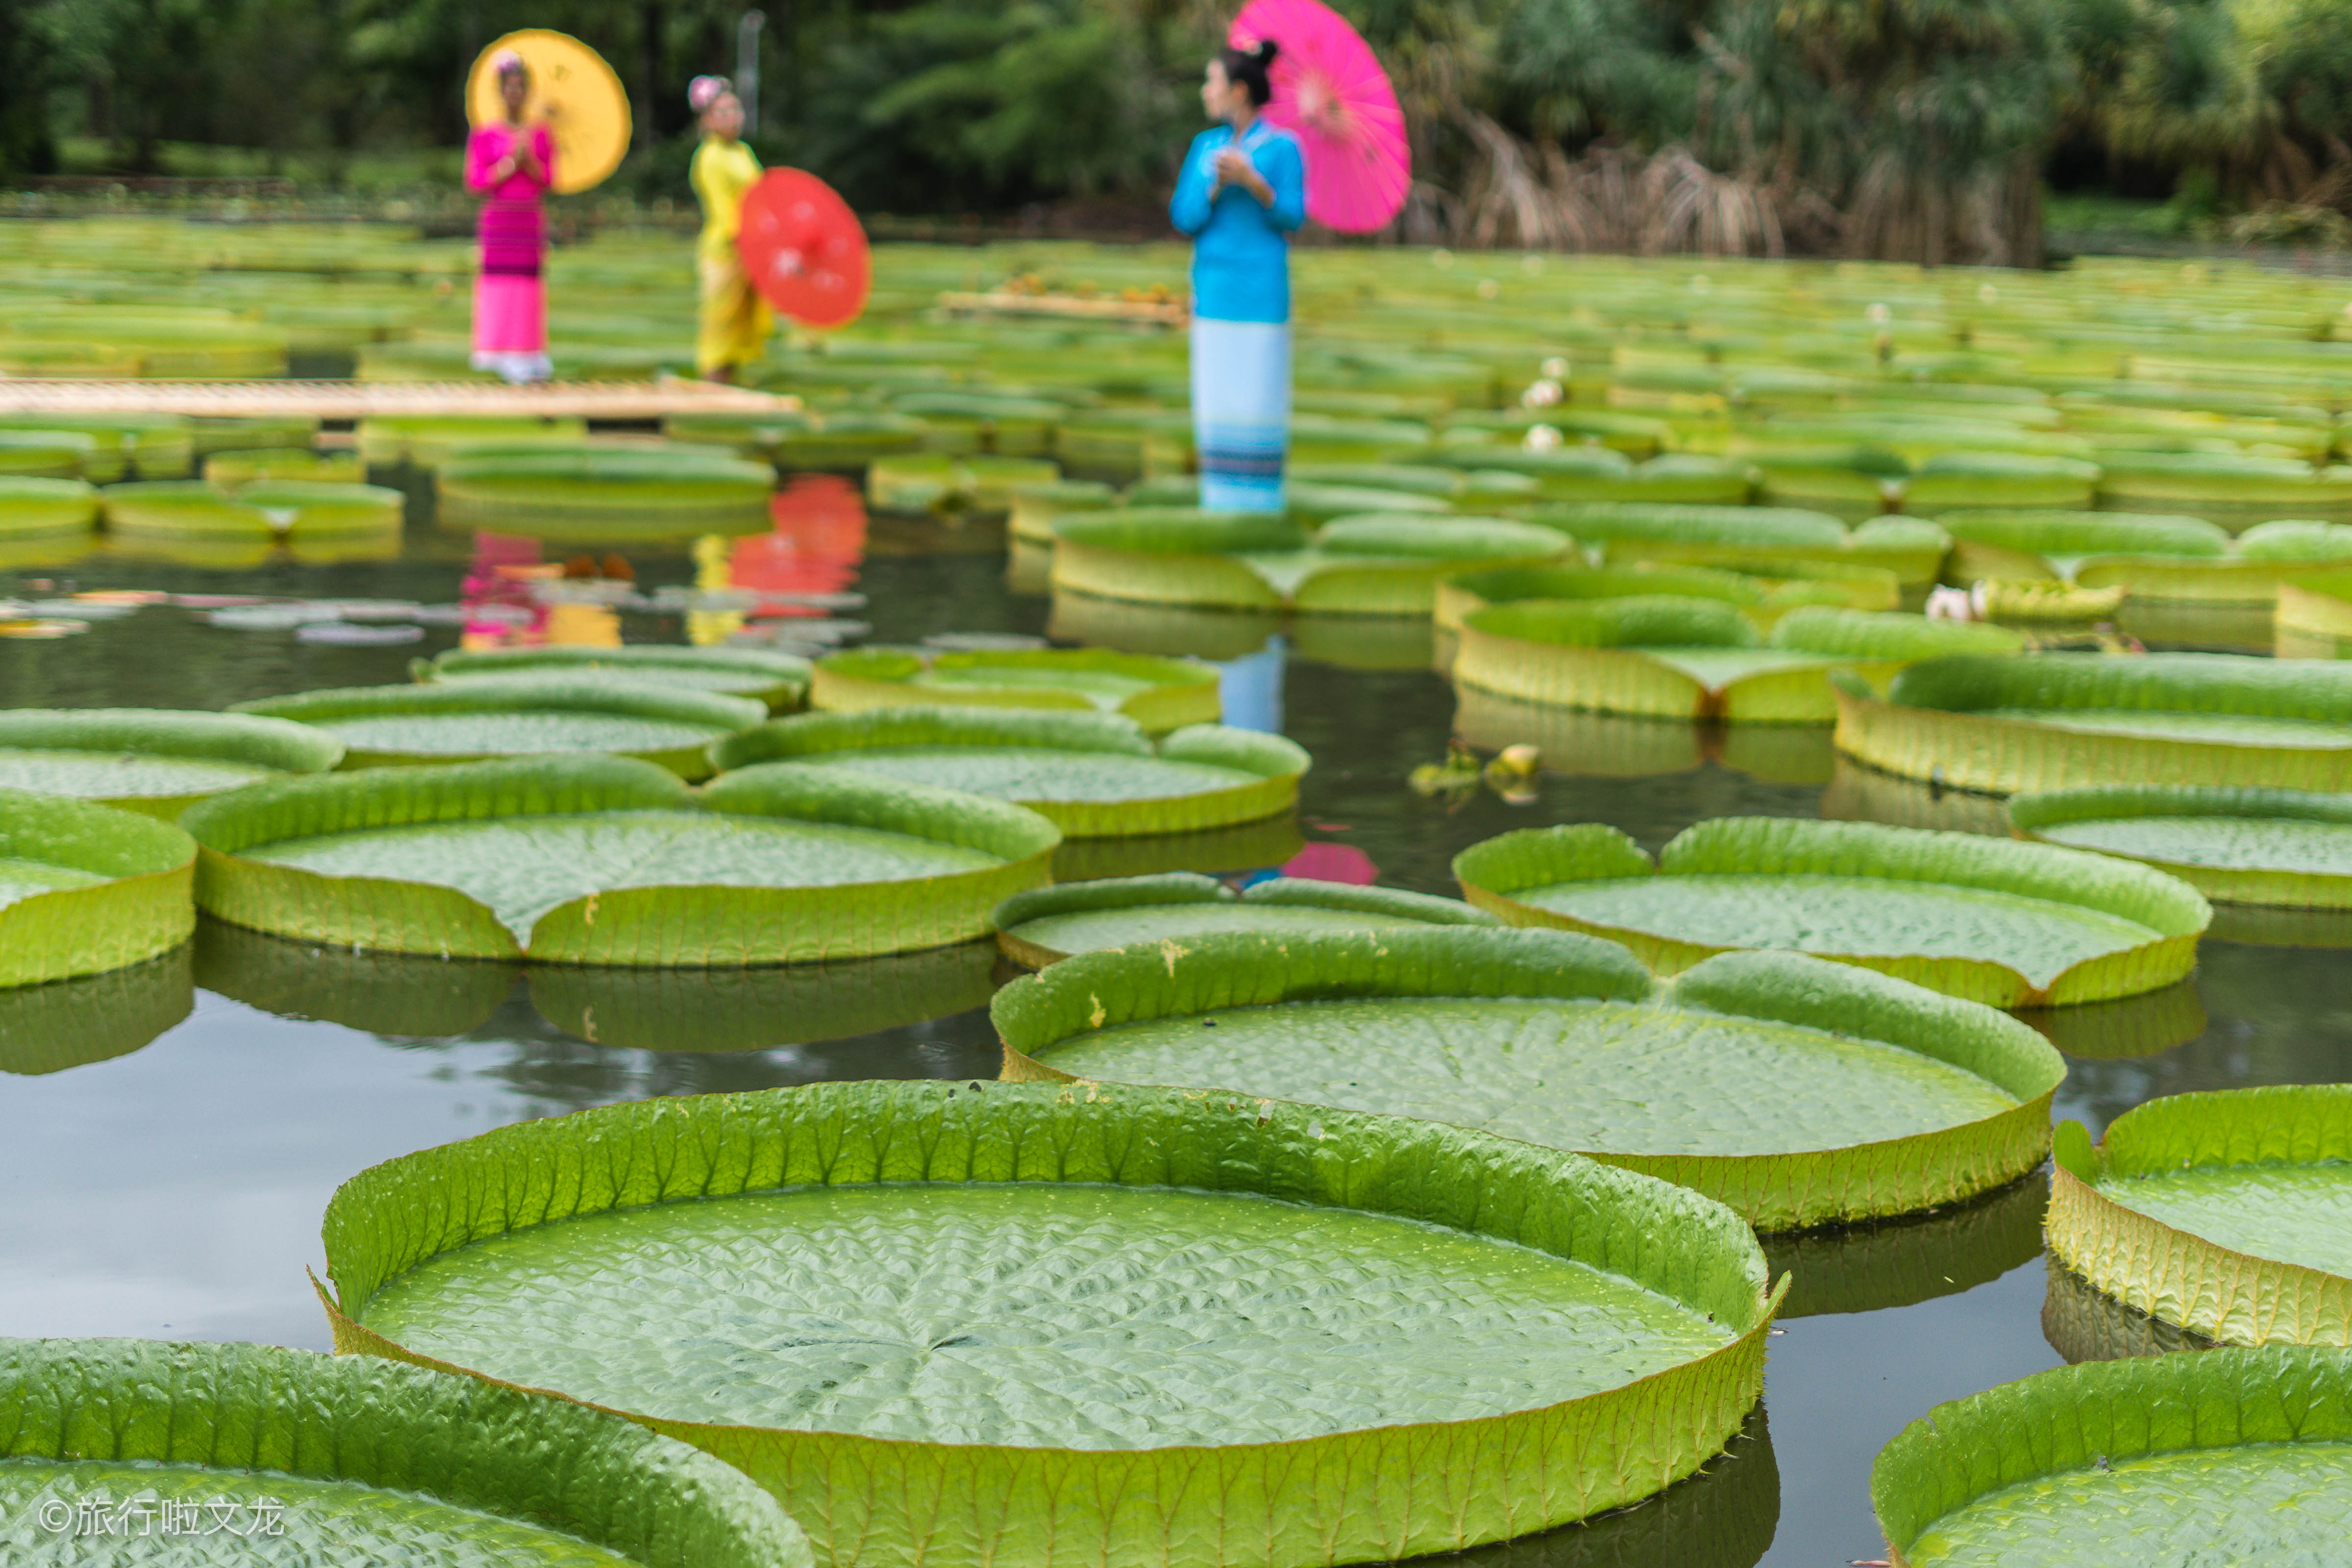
left=473, top=274, right=545, bottom=353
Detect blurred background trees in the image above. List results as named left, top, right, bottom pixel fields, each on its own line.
left=12, top=0, right=2352, bottom=263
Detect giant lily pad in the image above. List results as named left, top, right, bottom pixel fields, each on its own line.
left=0, top=707, right=344, bottom=817
left=998, top=928, right=2062, bottom=1228
left=183, top=754, right=1058, bottom=965
left=991, top=870, right=1497, bottom=965
left=320, top=1077, right=1780, bottom=1568
left=1053, top=507, right=1572, bottom=615
left=867, top=453, right=1061, bottom=517
left=356, top=415, right=589, bottom=467
left=0, top=1337, right=809, bottom=1567
left=1871, top=1346, right=2352, bottom=1568
left=435, top=448, right=776, bottom=530
left=1455, top=598, right=2022, bottom=723
left=2276, top=569, right=2352, bottom=656
left=0, top=428, right=96, bottom=479
left=0, top=789, right=194, bottom=987
left=2010, top=785, right=2352, bottom=909
left=0, top=943, right=190, bottom=1074
left=2093, top=450, right=2352, bottom=529
left=1832, top=653, right=2352, bottom=794
left=2048, top=1086, right=2352, bottom=1345
left=811, top=646, right=1220, bottom=732
left=232, top=678, right=766, bottom=777
left=102, top=478, right=402, bottom=539
left=1435, top=559, right=1901, bottom=635
left=1937, top=509, right=2352, bottom=606
left=0, top=413, right=190, bottom=481
left=1522, top=503, right=1952, bottom=593
left=203, top=448, right=364, bottom=488
left=421, top=645, right=813, bottom=712
left=711, top=708, right=1305, bottom=838
left=1455, top=817, right=2206, bottom=1006
left=0, top=477, right=100, bottom=534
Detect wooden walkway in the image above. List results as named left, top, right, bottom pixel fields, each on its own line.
left=0, top=379, right=801, bottom=421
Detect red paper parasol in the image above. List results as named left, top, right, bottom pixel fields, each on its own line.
left=735, top=169, right=871, bottom=330
left=1229, top=0, right=1409, bottom=233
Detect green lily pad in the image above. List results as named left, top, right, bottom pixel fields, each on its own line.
left=322, top=1078, right=1779, bottom=1568
left=991, top=871, right=1498, bottom=965
left=0, top=477, right=101, bottom=533
left=182, top=754, right=1058, bottom=965
left=0, top=943, right=191, bottom=1074
left=812, top=647, right=1220, bottom=733
left=2049, top=1087, right=2352, bottom=1345
left=1523, top=503, right=1952, bottom=592
left=1872, top=1346, right=2352, bottom=1568
left=0, top=708, right=344, bottom=816
left=355, top=415, right=589, bottom=467
left=1834, top=653, right=2352, bottom=794
left=2011, top=785, right=2352, bottom=909
left=1457, top=817, right=2207, bottom=1006
left=867, top=453, right=1060, bottom=516
left=1456, top=597, right=2023, bottom=724
left=420, top=645, right=813, bottom=712
left=1435, top=559, right=1901, bottom=634
left=203, top=448, right=364, bottom=487
left=0, top=788, right=195, bottom=987
left=232, top=678, right=767, bottom=778
left=102, top=479, right=403, bottom=537
left=1054, top=508, right=1571, bottom=615
left=0, top=413, right=190, bottom=481
left=712, top=707, right=1305, bottom=838
left=997, top=928, right=2063, bottom=1228
left=435, top=448, right=776, bottom=528
left=0, top=1338, right=809, bottom=1567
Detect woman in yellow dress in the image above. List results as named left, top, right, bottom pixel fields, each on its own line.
left=687, top=76, right=772, bottom=382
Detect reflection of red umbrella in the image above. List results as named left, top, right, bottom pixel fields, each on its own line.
left=1230, top=0, right=1409, bottom=233
left=736, top=169, right=871, bottom=329
left=1282, top=842, right=1378, bottom=885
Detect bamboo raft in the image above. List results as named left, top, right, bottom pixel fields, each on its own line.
left=0, top=379, right=801, bottom=421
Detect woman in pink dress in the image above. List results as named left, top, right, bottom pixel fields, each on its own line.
left=465, top=51, right=556, bottom=383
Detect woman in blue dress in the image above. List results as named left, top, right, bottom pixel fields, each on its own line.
left=1171, top=40, right=1307, bottom=513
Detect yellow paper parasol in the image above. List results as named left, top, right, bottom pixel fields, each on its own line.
left=466, top=30, right=631, bottom=195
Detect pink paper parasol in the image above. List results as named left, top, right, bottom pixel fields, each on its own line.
left=1230, top=0, right=1409, bottom=233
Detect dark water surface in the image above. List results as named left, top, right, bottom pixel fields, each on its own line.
left=4, top=486, right=2349, bottom=1568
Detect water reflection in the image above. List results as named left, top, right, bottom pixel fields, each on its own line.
left=0, top=945, right=192, bottom=1075
left=1818, top=759, right=2011, bottom=836
left=0, top=532, right=98, bottom=572
left=1052, top=814, right=1306, bottom=882
left=2040, top=1257, right=2214, bottom=1364
left=1398, top=1409, right=1776, bottom=1568
left=2056, top=940, right=2352, bottom=1136
left=1713, top=725, right=1838, bottom=788
left=198, top=919, right=1001, bottom=1056
left=1764, top=1174, right=2047, bottom=1319
left=1454, top=692, right=1706, bottom=778
left=2022, top=979, right=2207, bottom=1060
left=2206, top=903, right=2352, bottom=947
left=1048, top=592, right=1282, bottom=662
left=1289, top=615, right=1438, bottom=672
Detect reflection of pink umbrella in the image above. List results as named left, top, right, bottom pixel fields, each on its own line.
left=1231, top=0, right=1409, bottom=233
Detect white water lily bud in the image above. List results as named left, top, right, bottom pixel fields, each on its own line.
left=1431, top=248, right=1453, bottom=269
left=1521, top=253, right=1544, bottom=274
left=1978, top=283, right=1998, bottom=304
left=1521, top=378, right=1564, bottom=409
left=1476, top=278, right=1500, bottom=300
left=1539, top=356, right=1570, bottom=379
left=1866, top=302, right=1892, bottom=326
left=1522, top=424, right=1564, bottom=452
left=1690, top=274, right=1711, bottom=293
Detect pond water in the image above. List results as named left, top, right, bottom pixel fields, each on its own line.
left=3, top=476, right=2349, bottom=1567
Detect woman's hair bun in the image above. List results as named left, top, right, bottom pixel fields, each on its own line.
left=1253, top=39, right=1278, bottom=62
left=688, top=75, right=732, bottom=114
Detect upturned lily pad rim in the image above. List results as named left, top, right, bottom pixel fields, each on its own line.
left=995, top=928, right=2065, bottom=1229
left=1453, top=816, right=2208, bottom=1006
left=812, top=646, right=1223, bottom=733
left=424, top=643, right=814, bottom=701
left=0, top=787, right=198, bottom=987
left=2010, top=784, right=2352, bottom=909
left=1872, top=1344, right=2352, bottom=1565
left=0, top=1336, right=810, bottom=1568
left=180, top=752, right=1061, bottom=965
left=0, top=706, right=346, bottom=811
left=2047, top=1085, right=2352, bottom=1346
left=989, top=870, right=1500, bottom=964
left=319, top=1077, right=1781, bottom=1566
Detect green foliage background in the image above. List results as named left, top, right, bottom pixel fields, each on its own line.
left=12, top=0, right=2352, bottom=254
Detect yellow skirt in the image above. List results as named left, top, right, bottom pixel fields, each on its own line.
left=697, top=252, right=773, bottom=375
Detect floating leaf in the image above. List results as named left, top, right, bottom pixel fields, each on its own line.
left=0, top=707, right=343, bottom=816
left=184, top=754, right=1058, bottom=965
left=2011, top=784, right=2352, bottom=909
left=713, top=707, right=1304, bottom=838
left=0, top=1338, right=809, bottom=1567
left=992, top=870, right=1497, bottom=965
left=2048, top=1087, right=2352, bottom=1345
left=321, top=1078, right=1779, bottom=1568
left=812, top=646, right=1220, bottom=732
left=996, top=929, right=2063, bottom=1228
left=421, top=645, right=813, bottom=712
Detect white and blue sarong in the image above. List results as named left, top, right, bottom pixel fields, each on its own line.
left=1191, top=317, right=1291, bottom=513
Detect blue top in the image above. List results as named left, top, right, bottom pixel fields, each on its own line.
left=1170, top=121, right=1307, bottom=324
